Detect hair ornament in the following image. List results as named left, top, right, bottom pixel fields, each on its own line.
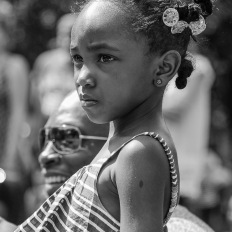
left=162, top=7, right=206, bottom=35
left=162, top=8, right=179, bottom=27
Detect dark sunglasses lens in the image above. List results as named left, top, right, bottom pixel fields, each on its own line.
left=52, top=128, right=81, bottom=153
left=39, top=129, right=46, bottom=151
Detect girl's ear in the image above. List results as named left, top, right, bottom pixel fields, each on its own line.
left=153, top=50, right=181, bottom=87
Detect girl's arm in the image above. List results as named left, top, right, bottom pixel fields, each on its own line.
left=115, top=136, right=170, bottom=232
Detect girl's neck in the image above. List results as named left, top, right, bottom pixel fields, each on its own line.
left=109, top=94, right=164, bottom=138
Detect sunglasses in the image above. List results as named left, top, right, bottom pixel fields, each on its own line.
left=39, top=125, right=107, bottom=155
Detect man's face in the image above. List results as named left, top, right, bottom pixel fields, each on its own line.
left=38, top=99, right=108, bottom=196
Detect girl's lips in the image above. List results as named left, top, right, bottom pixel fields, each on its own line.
left=79, top=93, right=98, bottom=107
left=81, top=99, right=98, bottom=107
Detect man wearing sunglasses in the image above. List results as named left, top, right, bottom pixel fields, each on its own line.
left=38, top=90, right=109, bottom=197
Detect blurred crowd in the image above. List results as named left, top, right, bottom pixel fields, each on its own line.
left=0, top=0, right=75, bottom=225
left=0, top=0, right=232, bottom=232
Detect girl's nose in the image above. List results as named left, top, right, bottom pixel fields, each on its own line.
left=75, top=65, right=95, bottom=88
left=38, top=142, right=62, bottom=168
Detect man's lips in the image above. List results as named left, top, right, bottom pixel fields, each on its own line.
left=45, top=175, right=68, bottom=185
left=43, top=170, right=70, bottom=185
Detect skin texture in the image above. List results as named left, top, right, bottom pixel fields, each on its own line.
left=39, top=91, right=109, bottom=196
left=70, top=1, right=181, bottom=231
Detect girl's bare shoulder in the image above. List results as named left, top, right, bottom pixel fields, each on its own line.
left=115, top=134, right=171, bottom=182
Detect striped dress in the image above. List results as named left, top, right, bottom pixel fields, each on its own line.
left=15, top=132, right=179, bottom=232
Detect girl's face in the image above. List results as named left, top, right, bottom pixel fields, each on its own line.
left=70, top=1, right=158, bottom=123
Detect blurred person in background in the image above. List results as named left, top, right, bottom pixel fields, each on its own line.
left=0, top=0, right=32, bottom=225
left=163, top=46, right=231, bottom=231
left=168, top=204, right=215, bottom=232
left=30, top=13, right=76, bottom=122
left=199, top=149, right=232, bottom=231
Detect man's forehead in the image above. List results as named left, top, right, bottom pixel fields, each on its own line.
left=45, top=91, right=83, bottom=125
left=46, top=106, right=85, bottom=127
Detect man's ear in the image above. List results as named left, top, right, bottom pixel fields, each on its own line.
left=153, top=50, right=181, bottom=87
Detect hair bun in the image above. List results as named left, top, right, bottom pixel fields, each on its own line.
left=176, top=57, right=194, bottom=89
left=176, top=76, right=187, bottom=89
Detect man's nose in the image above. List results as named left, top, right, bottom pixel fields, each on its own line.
left=38, top=142, right=62, bottom=168
left=74, top=65, right=95, bottom=88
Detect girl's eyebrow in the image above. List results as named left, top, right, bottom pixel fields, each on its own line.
left=87, top=42, right=120, bottom=52
left=70, top=42, right=120, bottom=53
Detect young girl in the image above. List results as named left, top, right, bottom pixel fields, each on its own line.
left=14, top=0, right=213, bottom=231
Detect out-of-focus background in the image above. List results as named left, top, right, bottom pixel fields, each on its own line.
left=0, top=0, right=232, bottom=231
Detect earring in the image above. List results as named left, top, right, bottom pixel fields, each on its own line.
left=155, top=79, right=162, bottom=86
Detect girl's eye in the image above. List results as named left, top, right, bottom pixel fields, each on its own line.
left=72, top=54, right=83, bottom=64
left=99, top=55, right=115, bottom=63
